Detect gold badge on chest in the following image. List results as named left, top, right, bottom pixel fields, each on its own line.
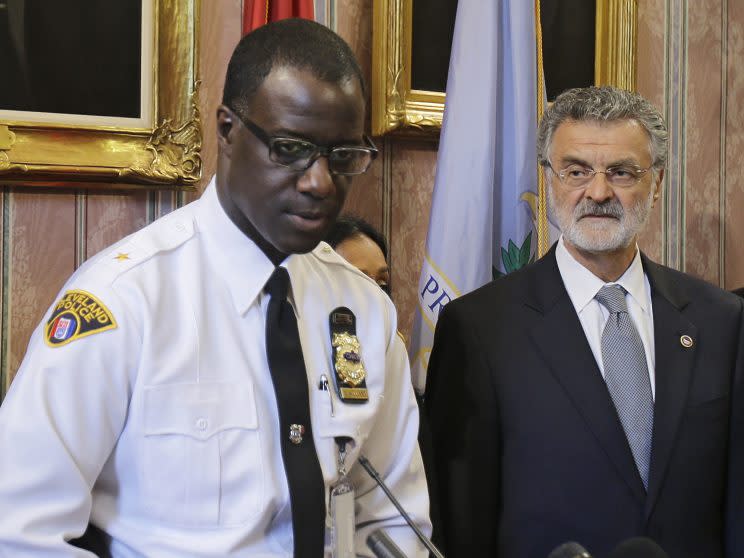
left=333, top=332, right=366, bottom=386
left=329, top=307, right=369, bottom=403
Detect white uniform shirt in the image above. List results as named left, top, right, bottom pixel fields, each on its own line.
left=0, top=181, right=430, bottom=557
left=555, top=236, right=656, bottom=398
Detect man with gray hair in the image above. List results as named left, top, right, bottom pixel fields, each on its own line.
left=425, top=86, right=744, bottom=557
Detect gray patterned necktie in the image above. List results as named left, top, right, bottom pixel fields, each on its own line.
left=595, top=284, right=654, bottom=490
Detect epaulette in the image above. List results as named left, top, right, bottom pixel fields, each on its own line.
left=44, top=213, right=195, bottom=347
left=97, top=213, right=196, bottom=279
left=313, top=242, right=345, bottom=264
left=313, top=242, right=379, bottom=287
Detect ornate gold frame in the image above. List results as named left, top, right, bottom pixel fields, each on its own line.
left=0, top=0, right=201, bottom=188
left=595, top=0, right=637, bottom=90
left=371, top=0, right=638, bottom=136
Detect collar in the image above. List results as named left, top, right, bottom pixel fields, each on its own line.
left=195, top=177, right=308, bottom=317
left=556, top=235, right=648, bottom=315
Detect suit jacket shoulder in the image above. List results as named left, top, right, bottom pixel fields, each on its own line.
left=439, top=244, right=571, bottom=339
left=641, top=254, right=744, bottom=317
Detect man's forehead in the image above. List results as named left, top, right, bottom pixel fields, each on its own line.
left=246, top=65, right=365, bottom=142
left=556, top=118, right=645, bottom=134
left=268, top=65, right=360, bottom=94
left=551, top=119, right=652, bottom=158
left=253, top=66, right=362, bottom=108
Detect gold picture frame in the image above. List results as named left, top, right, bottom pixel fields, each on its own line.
left=0, top=0, right=201, bottom=188
left=371, top=0, right=638, bottom=136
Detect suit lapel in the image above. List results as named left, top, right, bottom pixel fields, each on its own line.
left=641, top=255, right=697, bottom=519
left=526, top=247, right=646, bottom=503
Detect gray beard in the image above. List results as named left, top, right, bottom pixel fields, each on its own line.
left=548, top=185, right=655, bottom=253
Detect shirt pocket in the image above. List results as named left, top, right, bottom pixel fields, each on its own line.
left=142, top=381, right=264, bottom=526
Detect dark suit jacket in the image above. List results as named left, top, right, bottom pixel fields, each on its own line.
left=425, top=246, right=744, bottom=558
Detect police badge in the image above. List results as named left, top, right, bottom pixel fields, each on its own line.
left=328, top=307, right=369, bottom=403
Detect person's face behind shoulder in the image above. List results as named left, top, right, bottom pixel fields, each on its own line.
left=216, top=65, right=365, bottom=264
left=335, top=233, right=390, bottom=292
left=546, top=119, right=663, bottom=257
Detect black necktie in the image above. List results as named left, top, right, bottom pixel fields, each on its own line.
left=264, top=267, right=326, bottom=557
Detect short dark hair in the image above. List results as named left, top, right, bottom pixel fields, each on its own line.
left=222, top=18, right=365, bottom=120
left=324, top=215, right=388, bottom=260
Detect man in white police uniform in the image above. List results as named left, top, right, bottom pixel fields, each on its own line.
left=0, top=19, right=430, bottom=557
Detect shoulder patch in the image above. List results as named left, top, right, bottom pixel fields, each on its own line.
left=45, top=290, right=117, bottom=347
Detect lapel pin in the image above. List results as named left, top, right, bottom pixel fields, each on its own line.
left=680, top=334, right=693, bottom=348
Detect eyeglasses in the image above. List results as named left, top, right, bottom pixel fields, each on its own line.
left=234, top=112, right=378, bottom=176
left=546, top=161, right=652, bottom=189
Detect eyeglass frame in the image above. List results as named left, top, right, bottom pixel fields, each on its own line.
left=227, top=108, right=378, bottom=176
left=544, top=160, right=653, bottom=189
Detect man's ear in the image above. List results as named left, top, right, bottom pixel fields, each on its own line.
left=216, top=105, right=234, bottom=155
left=652, top=168, right=664, bottom=205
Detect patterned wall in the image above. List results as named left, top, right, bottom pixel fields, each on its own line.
left=1, top=0, right=743, bottom=397
left=637, top=0, right=744, bottom=289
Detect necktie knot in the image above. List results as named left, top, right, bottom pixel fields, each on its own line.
left=595, top=284, right=629, bottom=314
left=265, top=266, right=290, bottom=300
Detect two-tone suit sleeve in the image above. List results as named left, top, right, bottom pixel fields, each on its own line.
left=0, top=284, right=139, bottom=557
left=425, top=301, right=501, bottom=557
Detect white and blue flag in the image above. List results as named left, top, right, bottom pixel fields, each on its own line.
left=409, top=0, right=544, bottom=390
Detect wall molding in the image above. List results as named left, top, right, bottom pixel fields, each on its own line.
left=663, top=0, right=687, bottom=271
left=719, top=0, right=728, bottom=286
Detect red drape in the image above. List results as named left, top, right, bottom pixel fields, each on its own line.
left=243, top=0, right=315, bottom=35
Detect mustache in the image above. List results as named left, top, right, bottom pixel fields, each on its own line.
left=574, top=199, right=624, bottom=219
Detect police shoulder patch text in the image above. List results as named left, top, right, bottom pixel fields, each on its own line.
left=44, top=290, right=117, bottom=347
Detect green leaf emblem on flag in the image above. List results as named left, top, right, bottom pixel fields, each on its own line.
left=493, top=231, right=535, bottom=279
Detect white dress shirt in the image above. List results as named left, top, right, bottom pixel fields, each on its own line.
left=555, top=236, right=656, bottom=399
left=0, top=180, right=430, bottom=557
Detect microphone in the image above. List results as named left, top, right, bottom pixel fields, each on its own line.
left=607, top=537, right=669, bottom=558
left=367, top=529, right=407, bottom=558
left=357, top=454, right=445, bottom=558
left=547, top=542, right=592, bottom=558
left=547, top=537, right=669, bottom=558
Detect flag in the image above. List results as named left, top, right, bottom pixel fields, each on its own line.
left=243, top=0, right=315, bottom=34
left=409, top=0, right=544, bottom=391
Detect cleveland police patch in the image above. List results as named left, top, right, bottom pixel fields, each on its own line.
left=44, top=290, right=117, bottom=347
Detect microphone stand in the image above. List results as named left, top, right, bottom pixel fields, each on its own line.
left=357, top=455, right=445, bottom=558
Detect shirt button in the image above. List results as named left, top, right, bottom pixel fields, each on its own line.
left=195, top=417, right=208, bottom=431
